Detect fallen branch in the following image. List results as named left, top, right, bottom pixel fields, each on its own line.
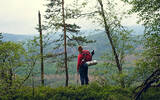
left=134, top=68, right=160, bottom=100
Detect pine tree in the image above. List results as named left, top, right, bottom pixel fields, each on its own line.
left=44, top=0, right=94, bottom=86
left=38, top=11, right=44, bottom=86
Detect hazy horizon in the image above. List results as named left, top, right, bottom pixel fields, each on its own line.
left=0, top=0, right=140, bottom=35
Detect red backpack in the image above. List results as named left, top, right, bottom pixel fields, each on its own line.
left=81, top=50, right=92, bottom=63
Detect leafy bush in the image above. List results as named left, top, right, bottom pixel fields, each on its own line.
left=140, top=88, right=160, bottom=100
left=0, top=83, right=159, bottom=100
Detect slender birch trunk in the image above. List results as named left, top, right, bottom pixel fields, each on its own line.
left=97, top=0, right=124, bottom=88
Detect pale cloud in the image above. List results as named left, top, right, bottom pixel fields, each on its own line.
left=0, top=0, right=139, bottom=35
left=0, top=0, right=45, bottom=35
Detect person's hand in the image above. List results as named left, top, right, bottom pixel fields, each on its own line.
left=91, top=50, right=94, bottom=56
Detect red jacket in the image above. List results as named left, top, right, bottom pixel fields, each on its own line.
left=77, top=50, right=89, bottom=72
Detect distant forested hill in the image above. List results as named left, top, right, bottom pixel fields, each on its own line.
left=87, top=31, right=143, bottom=59
left=2, top=25, right=143, bottom=58
left=2, top=25, right=144, bottom=42
left=2, top=33, right=33, bottom=42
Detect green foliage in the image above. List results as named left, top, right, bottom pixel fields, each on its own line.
left=2, top=83, right=133, bottom=100
left=140, top=88, right=160, bottom=100
left=93, top=62, right=136, bottom=88
left=123, top=0, right=160, bottom=83
left=0, top=41, right=26, bottom=97
left=0, top=41, right=26, bottom=69
left=1, top=82, right=159, bottom=100
left=0, top=82, right=158, bottom=100
left=124, top=0, right=160, bottom=61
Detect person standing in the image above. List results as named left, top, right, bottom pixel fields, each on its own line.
left=77, top=46, right=93, bottom=85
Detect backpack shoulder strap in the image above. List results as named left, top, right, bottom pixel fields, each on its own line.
left=81, top=51, right=87, bottom=63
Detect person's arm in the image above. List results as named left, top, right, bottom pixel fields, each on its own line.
left=77, top=54, right=81, bottom=72
left=91, top=50, right=94, bottom=56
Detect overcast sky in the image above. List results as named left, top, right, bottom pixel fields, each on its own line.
left=0, top=0, right=139, bottom=35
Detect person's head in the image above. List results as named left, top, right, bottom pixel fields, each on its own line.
left=78, top=46, right=83, bottom=53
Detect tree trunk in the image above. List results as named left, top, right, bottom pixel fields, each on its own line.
left=32, top=73, right=35, bottom=98
left=1, top=60, right=5, bottom=79
left=9, top=68, right=13, bottom=87
left=38, top=11, right=44, bottom=86
left=62, top=0, right=69, bottom=87
left=1, top=58, right=6, bottom=79
left=134, top=68, right=160, bottom=100
left=97, top=0, right=124, bottom=88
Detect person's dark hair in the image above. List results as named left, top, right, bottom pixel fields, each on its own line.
left=78, top=46, right=83, bottom=52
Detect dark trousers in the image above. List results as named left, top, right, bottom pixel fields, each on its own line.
left=79, top=63, right=89, bottom=85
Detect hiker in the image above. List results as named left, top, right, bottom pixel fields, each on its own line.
left=77, top=46, right=94, bottom=85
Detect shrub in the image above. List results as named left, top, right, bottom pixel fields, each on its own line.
left=1, top=83, right=159, bottom=100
